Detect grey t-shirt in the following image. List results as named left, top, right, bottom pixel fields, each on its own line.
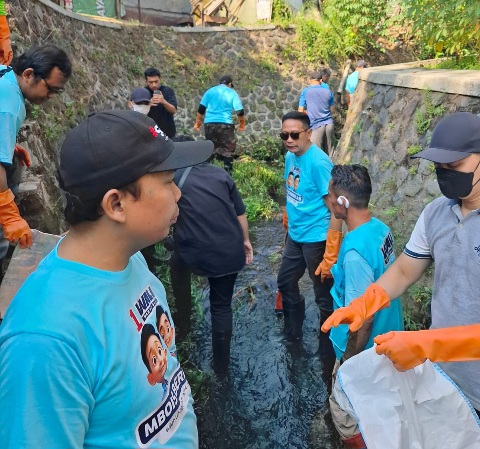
left=404, top=196, right=480, bottom=410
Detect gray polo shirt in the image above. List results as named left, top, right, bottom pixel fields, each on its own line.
left=404, top=196, right=480, bottom=410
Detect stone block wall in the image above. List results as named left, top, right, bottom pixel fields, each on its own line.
left=8, top=0, right=341, bottom=232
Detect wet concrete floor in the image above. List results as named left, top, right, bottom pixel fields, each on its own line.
left=190, top=218, right=342, bottom=449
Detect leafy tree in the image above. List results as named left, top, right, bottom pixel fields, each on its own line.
left=402, top=0, right=480, bottom=60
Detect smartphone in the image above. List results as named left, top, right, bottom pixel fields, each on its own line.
left=153, top=90, right=161, bottom=95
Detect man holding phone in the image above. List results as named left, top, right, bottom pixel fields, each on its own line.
left=144, top=67, right=177, bottom=138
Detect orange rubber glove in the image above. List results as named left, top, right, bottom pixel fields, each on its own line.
left=0, top=14, right=12, bottom=66
left=315, top=229, right=342, bottom=282
left=0, top=189, right=32, bottom=248
left=282, top=208, right=288, bottom=231
left=238, top=115, right=246, bottom=132
left=14, top=144, right=31, bottom=168
left=193, top=112, right=203, bottom=131
left=321, top=283, right=390, bottom=333
left=374, top=324, right=480, bottom=371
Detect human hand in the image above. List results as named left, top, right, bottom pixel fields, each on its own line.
left=0, top=189, right=32, bottom=248
left=282, top=208, right=288, bottom=231
left=238, top=115, right=246, bottom=132
left=321, top=283, right=391, bottom=333
left=0, top=15, right=12, bottom=66
left=314, top=229, right=342, bottom=282
left=374, top=331, right=426, bottom=371
left=14, top=144, right=31, bottom=168
left=194, top=112, right=203, bottom=131
left=151, top=91, right=163, bottom=106
left=244, top=240, right=253, bottom=264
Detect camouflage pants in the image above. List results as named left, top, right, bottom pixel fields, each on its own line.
left=204, top=123, right=236, bottom=159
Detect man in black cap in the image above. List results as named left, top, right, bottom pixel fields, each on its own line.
left=323, top=111, right=480, bottom=421
left=194, top=74, right=246, bottom=172
left=0, top=110, right=213, bottom=448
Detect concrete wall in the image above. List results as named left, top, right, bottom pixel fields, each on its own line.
left=334, top=61, right=480, bottom=298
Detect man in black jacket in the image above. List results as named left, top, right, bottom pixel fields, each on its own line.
left=169, top=136, right=253, bottom=376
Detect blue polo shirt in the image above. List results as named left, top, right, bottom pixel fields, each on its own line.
left=0, top=65, right=25, bottom=165
left=200, top=84, right=243, bottom=124
left=298, top=85, right=334, bottom=129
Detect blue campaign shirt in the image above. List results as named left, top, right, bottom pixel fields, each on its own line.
left=284, top=144, right=332, bottom=243
left=330, top=218, right=404, bottom=359
left=345, top=71, right=360, bottom=94
left=200, top=84, right=243, bottom=124
left=0, top=245, right=197, bottom=449
left=0, top=65, right=25, bottom=164
left=298, top=84, right=334, bottom=129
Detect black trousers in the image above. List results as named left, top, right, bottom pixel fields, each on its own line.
left=277, top=234, right=335, bottom=360
left=170, top=251, right=238, bottom=335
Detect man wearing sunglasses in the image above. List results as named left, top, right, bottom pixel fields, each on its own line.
left=0, top=44, right=71, bottom=266
left=277, top=111, right=342, bottom=386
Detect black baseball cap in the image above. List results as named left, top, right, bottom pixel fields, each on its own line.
left=58, top=110, right=213, bottom=201
left=412, top=112, right=480, bottom=163
left=219, top=75, right=234, bottom=87
left=310, top=71, right=322, bottom=80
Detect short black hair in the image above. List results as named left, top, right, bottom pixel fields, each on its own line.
left=140, top=323, right=159, bottom=372
left=282, top=111, right=311, bottom=129
left=12, top=45, right=72, bottom=80
left=61, top=179, right=142, bottom=226
left=331, top=164, right=372, bottom=209
left=320, top=68, right=331, bottom=77
left=144, top=67, right=160, bottom=79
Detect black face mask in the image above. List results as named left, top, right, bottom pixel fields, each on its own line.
left=435, top=160, right=480, bottom=199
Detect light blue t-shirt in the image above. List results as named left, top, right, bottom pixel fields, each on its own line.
left=330, top=218, right=404, bottom=359
left=0, top=65, right=25, bottom=165
left=345, top=71, right=360, bottom=94
left=0, top=245, right=197, bottom=449
left=200, top=84, right=243, bottom=124
left=298, top=84, right=334, bottom=129
left=284, top=144, right=332, bottom=243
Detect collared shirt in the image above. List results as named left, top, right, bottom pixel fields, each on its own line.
left=404, top=196, right=480, bottom=410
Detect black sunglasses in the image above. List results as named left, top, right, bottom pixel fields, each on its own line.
left=42, top=78, right=65, bottom=94
left=279, top=129, right=310, bottom=141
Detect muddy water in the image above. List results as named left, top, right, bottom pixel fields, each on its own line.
left=190, top=218, right=342, bottom=449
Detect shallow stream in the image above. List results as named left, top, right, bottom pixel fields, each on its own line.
left=189, top=218, right=342, bottom=449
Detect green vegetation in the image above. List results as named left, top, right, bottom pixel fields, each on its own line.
left=381, top=159, right=393, bottom=170
left=435, top=55, right=480, bottom=70
left=407, top=145, right=422, bottom=156
left=404, top=0, right=480, bottom=60
left=232, top=156, right=282, bottom=221
left=415, top=90, right=445, bottom=135
left=403, top=285, right=432, bottom=331
left=270, top=0, right=479, bottom=66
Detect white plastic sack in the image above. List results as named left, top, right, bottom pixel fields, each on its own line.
left=334, top=347, right=480, bottom=449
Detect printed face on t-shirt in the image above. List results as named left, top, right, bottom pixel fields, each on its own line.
left=157, top=313, right=175, bottom=349
left=146, top=334, right=167, bottom=386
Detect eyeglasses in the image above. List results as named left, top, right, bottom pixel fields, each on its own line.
left=42, top=78, right=65, bottom=94
left=279, top=129, right=310, bottom=141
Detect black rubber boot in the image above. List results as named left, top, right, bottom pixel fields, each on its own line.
left=282, top=299, right=305, bottom=342
left=212, top=330, right=232, bottom=377
left=321, top=355, right=336, bottom=395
